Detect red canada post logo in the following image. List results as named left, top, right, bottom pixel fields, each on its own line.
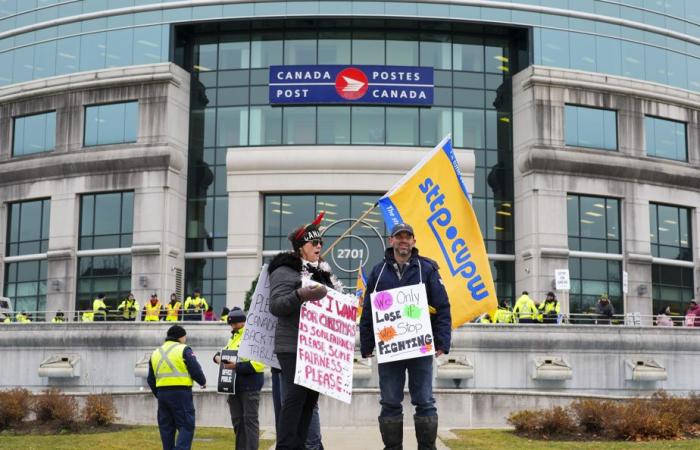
left=335, top=67, right=368, bottom=100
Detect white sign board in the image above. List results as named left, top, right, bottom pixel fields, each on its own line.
left=623, top=271, right=628, bottom=294
left=238, top=265, right=279, bottom=369
left=555, top=269, right=570, bottom=291
left=294, top=280, right=357, bottom=404
left=370, top=283, right=435, bottom=364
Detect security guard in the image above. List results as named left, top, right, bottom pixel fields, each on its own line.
left=82, top=311, right=94, bottom=322
left=220, top=307, right=230, bottom=323
left=538, top=291, right=561, bottom=324
left=117, top=292, right=140, bottom=321
left=93, top=293, right=108, bottom=321
left=143, top=293, right=162, bottom=322
left=52, top=311, right=66, bottom=323
left=147, top=325, right=206, bottom=450
left=213, top=308, right=265, bottom=450
left=165, top=294, right=182, bottom=322
left=513, top=291, right=538, bottom=324
left=493, top=301, right=514, bottom=324
left=183, top=288, right=208, bottom=321
left=15, top=311, right=31, bottom=323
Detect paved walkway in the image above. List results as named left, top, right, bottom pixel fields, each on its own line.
left=262, top=426, right=454, bottom=449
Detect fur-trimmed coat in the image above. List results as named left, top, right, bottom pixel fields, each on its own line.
left=267, top=252, right=341, bottom=353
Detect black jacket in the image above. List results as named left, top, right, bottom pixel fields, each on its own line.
left=267, top=252, right=336, bottom=353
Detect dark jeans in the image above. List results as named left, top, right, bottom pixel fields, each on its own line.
left=377, top=355, right=436, bottom=418
left=156, top=389, right=196, bottom=450
left=272, top=369, right=323, bottom=450
left=276, top=352, right=320, bottom=450
left=518, top=318, right=537, bottom=324
left=228, top=390, right=260, bottom=450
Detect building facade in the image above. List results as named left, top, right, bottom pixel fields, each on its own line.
left=0, top=1, right=698, bottom=321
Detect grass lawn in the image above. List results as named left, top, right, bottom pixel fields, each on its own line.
left=0, top=426, right=274, bottom=450
left=444, top=430, right=700, bottom=449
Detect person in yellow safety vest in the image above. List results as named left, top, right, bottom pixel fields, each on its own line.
left=478, top=312, right=492, bottom=323
left=165, top=293, right=182, bottom=322
left=513, top=291, right=538, bottom=324
left=143, top=293, right=162, bottom=322
left=117, top=292, right=140, bottom=321
left=82, top=311, right=94, bottom=322
left=1, top=313, right=10, bottom=323
left=52, top=311, right=66, bottom=323
left=213, top=308, right=265, bottom=450
left=184, top=288, right=208, bottom=321
left=147, top=325, right=206, bottom=450
left=220, top=307, right=229, bottom=323
left=93, top=293, right=108, bottom=321
left=15, top=311, right=31, bottom=323
left=493, top=301, right=515, bottom=324
left=538, top=291, right=561, bottom=324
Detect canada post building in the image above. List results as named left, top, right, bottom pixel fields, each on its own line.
left=0, top=0, right=699, bottom=322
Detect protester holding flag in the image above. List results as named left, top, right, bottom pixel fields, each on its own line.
left=268, top=212, right=341, bottom=450
left=360, top=222, right=451, bottom=450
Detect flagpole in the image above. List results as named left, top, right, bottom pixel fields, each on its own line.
left=322, top=202, right=379, bottom=258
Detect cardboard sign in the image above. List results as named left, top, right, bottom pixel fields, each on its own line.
left=294, top=280, right=356, bottom=404
left=370, top=283, right=435, bottom=364
left=217, top=349, right=238, bottom=394
left=238, top=266, right=280, bottom=369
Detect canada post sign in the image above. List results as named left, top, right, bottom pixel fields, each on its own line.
left=269, top=65, right=433, bottom=106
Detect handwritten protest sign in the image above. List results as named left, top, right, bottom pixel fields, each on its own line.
left=294, top=280, right=357, bottom=404
left=217, top=349, right=238, bottom=394
left=370, top=283, right=435, bottom=364
left=238, top=265, right=280, bottom=369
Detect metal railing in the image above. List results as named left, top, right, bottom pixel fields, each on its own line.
left=474, top=312, right=698, bottom=327
left=0, top=309, right=225, bottom=323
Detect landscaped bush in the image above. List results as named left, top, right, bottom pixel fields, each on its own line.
left=0, top=388, right=31, bottom=429
left=570, top=398, right=619, bottom=434
left=509, top=391, right=698, bottom=441
left=82, top=394, right=118, bottom=426
left=31, top=388, right=79, bottom=430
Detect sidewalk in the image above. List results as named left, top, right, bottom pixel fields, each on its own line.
left=262, top=426, right=454, bottom=449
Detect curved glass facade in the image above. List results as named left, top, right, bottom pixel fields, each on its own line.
left=0, top=1, right=697, bottom=90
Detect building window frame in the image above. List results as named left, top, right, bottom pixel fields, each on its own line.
left=567, top=194, right=621, bottom=254
left=79, top=191, right=134, bottom=251
left=564, top=104, right=618, bottom=151
left=5, top=198, right=51, bottom=257
left=644, top=115, right=687, bottom=162
left=12, top=110, right=56, bottom=157
left=83, top=100, right=139, bottom=147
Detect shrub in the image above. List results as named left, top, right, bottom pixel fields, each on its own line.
left=570, top=398, right=619, bottom=434
left=507, top=409, right=539, bottom=433
left=82, top=394, right=117, bottom=426
left=32, top=388, right=79, bottom=430
left=687, top=393, right=700, bottom=425
left=607, top=398, right=683, bottom=441
left=507, top=406, right=578, bottom=437
left=0, top=388, right=31, bottom=429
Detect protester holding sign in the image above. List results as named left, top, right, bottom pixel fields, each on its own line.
left=360, top=223, right=451, bottom=450
left=213, top=308, right=265, bottom=450
left=268, top=213, right=341, bottom=450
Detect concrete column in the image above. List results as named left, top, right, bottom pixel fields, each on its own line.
left=46, top=191, right=78, bottom=316
left=623, top=198, right=653, bottom=322
left=227, top=191, right=263, bottom=309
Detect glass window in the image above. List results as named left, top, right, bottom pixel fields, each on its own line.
left=453, top=35, right=482, bottom=72
left=249, top=106, right=282, bottom=145
left=352, top=31, right=384, bottom=64
left=420, top=107, right=451, bottom=147
left=565, top=105, right=617, bottom=151
left=250, top=32, right=283, bottom=68
left=84, top=101, right=138, bottom=146
left=216, top=106, right=248, bottom=146
left=569, top=257, right=622, bottom=315
left=105, top=28, right=133, bottom=68
left=133, top=25, right=163, bottom=65
left=6, top=199, right=50, bottom=257
left=185, top=257, right=227, bottom=315
left=263, top=194, right=387, bottom=288
left=420, top=33, right=450, bottom=70
left=540, top=29, right=569, bottom=67
left=317, top=106, right=350, bottom=144
left=283, top=106, right=315, bottom=145
left=454, top=108, right=484, bottom=149
left=649, top=203, right=692, bottom=261
left=386, top=32, right=418, bottom=66
left=652, top=264, right=693, bottom=318
left=352, top=106, right=384, bottom=144
left=318, top=31, right=351, bottom=64
left=13, top=111, right=56, bottom=156
left=3, top=260, right=47, bottom=319
left=75, top=255, right=131, bottom=313
left=645, top=116, right=686, bottom=161
left=79, top=192, right=133, bottom=250
left=567, top=195, right=620, bottom=253
left=285, top=31, right=317, bottom=65
left=386, top=107, right=418, bottom=146
left=219, top=34, right=250, bottom=70
left=569, top=32, right=596, bottom=72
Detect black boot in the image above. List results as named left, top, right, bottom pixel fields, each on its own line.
left=414, top=415, right=438, bottom=450
left=378, top=415, right=403, bottom=450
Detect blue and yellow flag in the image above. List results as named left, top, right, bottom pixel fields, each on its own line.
left=354, top=266, right=368, bottom=322
left=378, top=135, right=498, bottom=327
